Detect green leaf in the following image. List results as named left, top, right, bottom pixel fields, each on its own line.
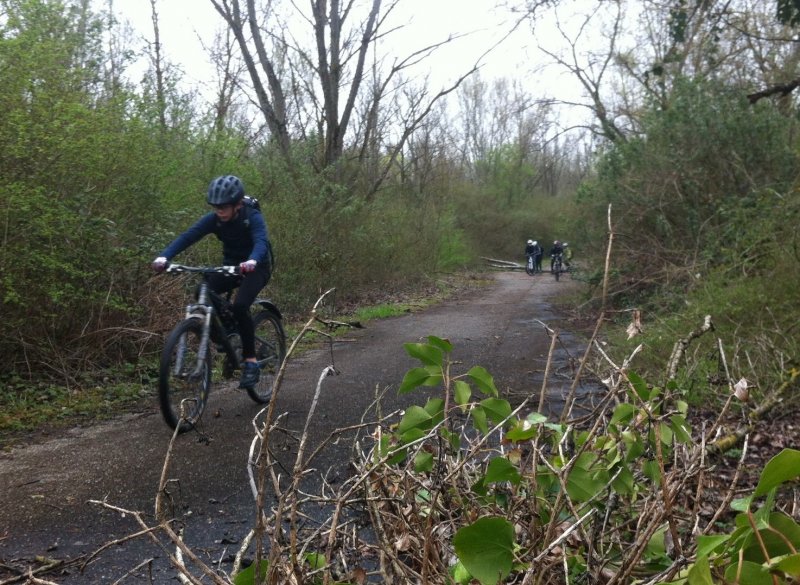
left=440, top=427, right=461, bottom=451
left=566, top=455, right=607, bottom=502
left=669, top=415, right=692, bottom=444
left=773, top=553, right=800, bottom=576
left=233, top=560, right=269, bottom=585
left=505, top=419, right=538, bottom=442
left=526, top=412, right=548, bottom=425
left=770, top=512, right=800, bottom=549
left=696, top=535, right=730, bottom=557
left=731, top=496, right=752, bottom=512
left=421, top=367, right=444, bottom=386
left=397, top=429, right=423, bottom=451
left=622, top=431, right=645, bottom=462
left=422, top=398, right=445, bottom=426
left=644, top=525, right=666, bottom=560
left=468, top=366, right=498, bottom=397
left=304, top=552, right=326, bottom=570
left=453, top=517, right=515, bottom=585
left=686, top=556, right=713, bottom=585
left=403, top=342, right=443, bottom=366
left=657, top=422, right=674, bottom=446
left=723, top=560, right=773, bottom=585
left=398, top=367, right=436, bottom=395
left=611, top=466, right=635, bottom=495
left=610, top=402, right=636, bottom=425
left=741, top=512, right=800, bottom=563
left=480, top=397, right=512, bottom=427
left=426, top=335, right=453, bottom=354
left=643, top=459, right=661, bottom=485
left=566, top=467, right=606, bottom=502
left=450, top=560, right=473, bottom=584
left=484, top=457, right=521, bottom=486
left=414, top=450, right=434, bottom=472
left=626, top=370, right=650, bottom=401
left=454, top=380, right=472, bottom=407
left=754, top=448, right=800, bottom=497
left=472, top=406, right=488, bottom=435
left=398, top=406, right=436, bottom=435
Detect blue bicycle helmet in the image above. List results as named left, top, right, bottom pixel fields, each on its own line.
left=207, top=175, right=245, bottom=206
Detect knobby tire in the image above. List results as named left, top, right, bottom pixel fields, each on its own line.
left=158, top=318, right=211, bottom=432
left=248, top=310, right=287, bottom=403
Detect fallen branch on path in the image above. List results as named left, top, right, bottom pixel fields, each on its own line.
left=481, top=256, right=525, bottom=270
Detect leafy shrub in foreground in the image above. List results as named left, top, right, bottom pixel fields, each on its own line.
left=361, top=336, right=800, bottom=585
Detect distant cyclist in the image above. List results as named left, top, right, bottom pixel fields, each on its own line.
left=563, top=242, right=573, bottom=269
left=525, top=239, right=543, bottom=273
left=151, top=175, right=274, bottom=390
left=549, top=240, right=564, bottom=273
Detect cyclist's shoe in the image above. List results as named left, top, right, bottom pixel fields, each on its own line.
left=239, top=362, right=260, bottom=389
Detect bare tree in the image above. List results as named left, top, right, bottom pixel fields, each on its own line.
left=529, top=0, right=800, bottom=143
left=147, top=0, right=168, bottom=131
left=208, top=0, right=487, bottom=192
left=204, top=23, right=249, bottom=135
left=210, top=0, right=292, bottom=159
left=534, top=1, right=629, bottom=143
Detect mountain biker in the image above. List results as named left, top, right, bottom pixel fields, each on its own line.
left=563, top=242, right=573, bottom=269
left=525, top=239, right=543, bottom=273
left=549, top=240, right=564, bottom=273
left=151, top=175, right=274, bottom=390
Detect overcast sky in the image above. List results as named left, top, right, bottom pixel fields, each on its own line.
left=112, top=0, right=601, bottom=126
left=117, top=2, right=535, bottom=80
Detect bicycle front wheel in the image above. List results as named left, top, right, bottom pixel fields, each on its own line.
left=248, top=310, right=287, bottom=403
left=158, top=319, right=211, bottom=432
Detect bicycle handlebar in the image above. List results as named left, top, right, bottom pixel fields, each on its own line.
left=165, top=263, right=240, bottom=275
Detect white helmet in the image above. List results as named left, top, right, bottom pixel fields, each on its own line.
left=563, top=242, right=569, bottom=247
left=532, top=240, right=537, bottom=246
left=527, top=239, right=534, bottom=245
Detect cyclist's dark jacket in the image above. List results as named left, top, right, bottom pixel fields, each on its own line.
left=526, top=243, right=543, bottom=256
left=550, top=244, right=563, bottom=256
left=160, top=206, right=272, bottom=266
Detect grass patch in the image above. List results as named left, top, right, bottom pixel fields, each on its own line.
left=354, top=302, right=417, bottom=321
left=0, top=374, right=154, bottom=449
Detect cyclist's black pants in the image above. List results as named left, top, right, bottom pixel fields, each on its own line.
left=206, top=264, right=271, bottom=359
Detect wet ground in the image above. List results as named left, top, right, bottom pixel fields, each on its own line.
left=0, top=270, right=594, bottom=583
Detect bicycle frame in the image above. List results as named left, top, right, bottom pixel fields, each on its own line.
left=169, top=265, right=241, bottom=374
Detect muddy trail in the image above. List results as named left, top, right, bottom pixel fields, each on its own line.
left=0, top=271, right=596, bottom=583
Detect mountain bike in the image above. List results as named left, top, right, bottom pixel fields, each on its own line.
left=551, top=253, right=564, bottom=281
left=158, top=264, right=287, bottom=433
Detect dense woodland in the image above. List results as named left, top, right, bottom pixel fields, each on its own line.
left=1, top=0, right=799, bottom=410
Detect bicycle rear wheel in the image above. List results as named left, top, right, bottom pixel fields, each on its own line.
left=159, top=319, right=211, bottom=432
left=248, top=310, right=287, bottom=403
